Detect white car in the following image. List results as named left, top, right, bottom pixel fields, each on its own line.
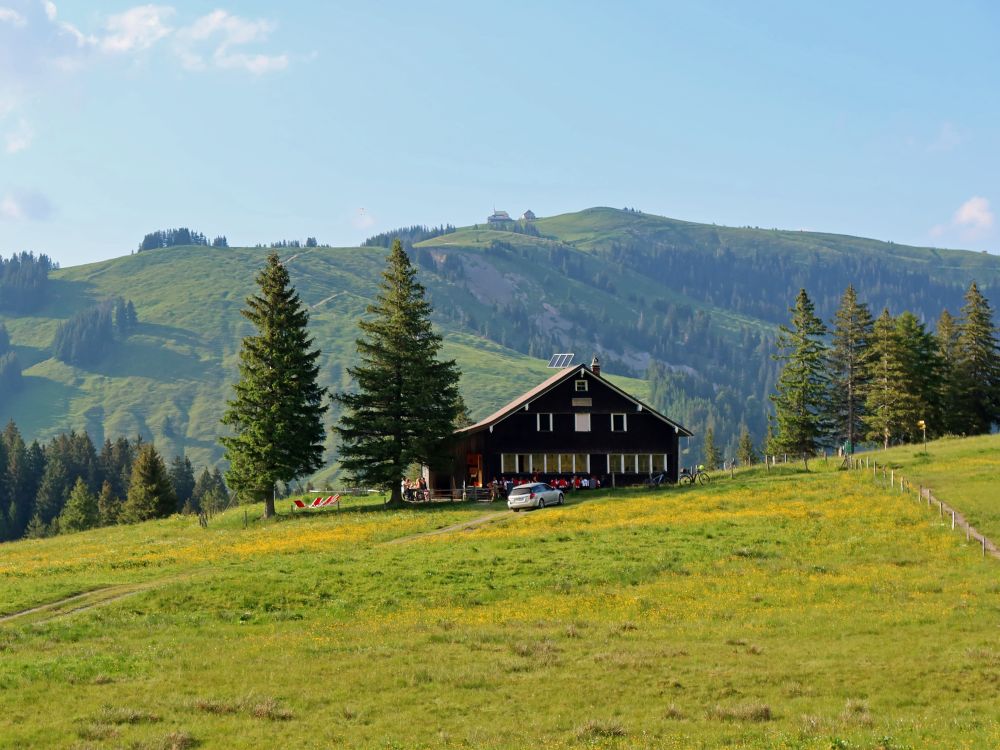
left=507, top=482, right=564, bottom=511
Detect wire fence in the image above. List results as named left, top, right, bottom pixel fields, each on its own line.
left=844, top=454, right=998, bottom=560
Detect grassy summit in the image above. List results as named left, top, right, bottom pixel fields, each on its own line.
left=2, top=444, right=997, bottom=748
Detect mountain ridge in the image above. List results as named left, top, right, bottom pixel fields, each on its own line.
left=1, top=207, right=996, bottom=476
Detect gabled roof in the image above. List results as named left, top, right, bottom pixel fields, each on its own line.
left=458, top=365, right=693, bottom=436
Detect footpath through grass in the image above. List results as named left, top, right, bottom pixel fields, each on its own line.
left=1, top=463, right=999, bottom=749
left=865, top=433, right=1000, bottom=543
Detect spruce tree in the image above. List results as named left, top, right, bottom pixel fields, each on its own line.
left=863, top=309, right=915, bottom=448
left=894, top=311, right=943, bottom=441
left=169, top=455, right=196, bottom=512
left=221, top=251, right=328, bottom=517
left=60, top=477, right=99, bottom=533
left=335, top=240, right=462, bottom=507
left=935, top=309, right=962, bottom=434
left=702, top=426, right=719, bottom=469
left=97, top=480, right=120, bottom=526
left=827, top=285, right=873, bottom=453
left=953, top=282, right=1000, bottom=433
left=770, top=289, right=829, bottom=468
left=122, top=443, right=176, bottom=522
left=737, top=424, right=757, bottom=465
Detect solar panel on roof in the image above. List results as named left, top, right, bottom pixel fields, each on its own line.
left=547, top=353, right=575, bottom=368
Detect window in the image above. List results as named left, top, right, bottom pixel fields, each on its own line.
left=622, top=454, right=637, bottom=473
left=530, top=454, right=544, bottom=473
left=574, top=413, right=591, bottom=432
left=559, top=453, right=575, bottom=472
left=537, top=413, right=553, bottom=432
left=516, top=454, right=530, bottom=473
left=501, top=454, right=516, bottom=473
left=608, top=454, right=622, bottom=473
left=651, top=453, right=666, bottom=472
left=575, top=453, right=590, bottom=473
left=544, top=453, right=559, bottom=472
left=637, top=454, right=651, bottom=473
left=575, top=379, right=588, bottom=392
left=611, top=413, right=627, bottom=432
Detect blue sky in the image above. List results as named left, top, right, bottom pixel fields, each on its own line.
left=1, top=1, right=998, bottom=266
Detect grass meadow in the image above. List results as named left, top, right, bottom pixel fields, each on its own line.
left=1, top=459, right=998, bottom=748
left=864, top=433, right=999, bottom=544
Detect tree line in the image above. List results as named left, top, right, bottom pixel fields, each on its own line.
left=0, top=323, right=21, bottom=398
left=769, top=282, right=999, bottom=465
left=138, top=228, right=226, bottom=251
left=363, top=224, right=456, bottom=249
left=0, top=421, right=228, bottom=542
left=0, top=252, right=55, bottom=313
left=51, top=297, right=138, bottom=366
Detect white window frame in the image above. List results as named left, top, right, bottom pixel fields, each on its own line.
left=537, top=413, right=553, bottom=432
left=611, top=413, right=627, bottom=432
left=574, top=413, right=591, bottom=432
left=574, top=379, right=588, bottom=392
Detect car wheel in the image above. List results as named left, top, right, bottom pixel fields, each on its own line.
left=558, top=493, right=564, bottom=505
left=537, top=496, right=545, bottom=509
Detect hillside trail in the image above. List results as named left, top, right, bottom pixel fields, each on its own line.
left=383, top=508, right=518, bottom=546
left=0, top=571, right=208, bottom=627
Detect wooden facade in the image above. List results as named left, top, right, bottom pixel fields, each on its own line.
left=429, top=362, right=693, bottom=489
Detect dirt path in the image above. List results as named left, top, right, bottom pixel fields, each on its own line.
left=0, top=572, right=206, bottom=627
left=383, top=510, right=517, bottom=546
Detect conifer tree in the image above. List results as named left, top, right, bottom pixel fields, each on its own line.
left=221, top=251, right=328, bottom=518
left=737, top=424, right=757, bottom=465
left=122, top=443, right=176, bottom=522
left=97, top=480, right=120, bottom=526
left=827, top=285, right=873, bottom=453
left=169, top=455, right=196, bottom=512
left=60, top=477, right=99, bottom=533
left=770, top=289, right=829, bottom=468
left=335, top=240, right=462, bottom=507
left=863, top=310, right=915, bottom=448
left=935, top=309, right=962, bottom=434
left=702, top=426, right=719, bottom=469
left=894, top=311, right=943, bottom=441
left=953, top=282, right=1000, bottom=433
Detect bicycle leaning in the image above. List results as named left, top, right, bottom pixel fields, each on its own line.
left=679, top=464, right=711, bottom=485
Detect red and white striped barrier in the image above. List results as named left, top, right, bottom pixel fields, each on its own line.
left=292, top=494, right=340, bottom=509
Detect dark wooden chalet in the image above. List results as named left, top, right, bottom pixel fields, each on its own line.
left=428, top=358, right=693, bottom=490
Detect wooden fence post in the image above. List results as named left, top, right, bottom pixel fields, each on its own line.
left=984, top=536, right=988, bottom=558
left=951, top=510, right=955, bottom=529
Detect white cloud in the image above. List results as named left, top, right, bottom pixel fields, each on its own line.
left=953, top=196, right=993, bottom=232
left=0, top=189, right=53, bottom=221
left=0, top=6, right=26, bottom=27
left=0, top=3, right=288, bottom=155
left=100, top=5, right=173, bottom=53
left=175, top=10, right=287, bottom=74
left=4, top=117, right=32, bottom=153
left=930, top=196, right=995, bottom=245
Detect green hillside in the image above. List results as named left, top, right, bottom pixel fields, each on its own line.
left=1, top=452, right=998, bottom=747
left=2, top=207, right=997, bottom=475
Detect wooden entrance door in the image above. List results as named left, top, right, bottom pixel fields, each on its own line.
left=466, top=453, right=483, bottom=487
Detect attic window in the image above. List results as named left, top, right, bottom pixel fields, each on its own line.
left=611, top=413, right=627, bottom=432
left=575, top=413, right=591, bottom=432
left=537, top=413, right=553, bottom=432
left=575, top=380, right=588, bottom=393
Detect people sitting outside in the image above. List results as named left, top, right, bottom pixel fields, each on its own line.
left=581, top=476, right=590, bottom=489
left=572, top=475, right=581, bottom=490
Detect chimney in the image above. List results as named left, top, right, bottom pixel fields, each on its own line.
left=590, top=355, right=601, bottom=376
